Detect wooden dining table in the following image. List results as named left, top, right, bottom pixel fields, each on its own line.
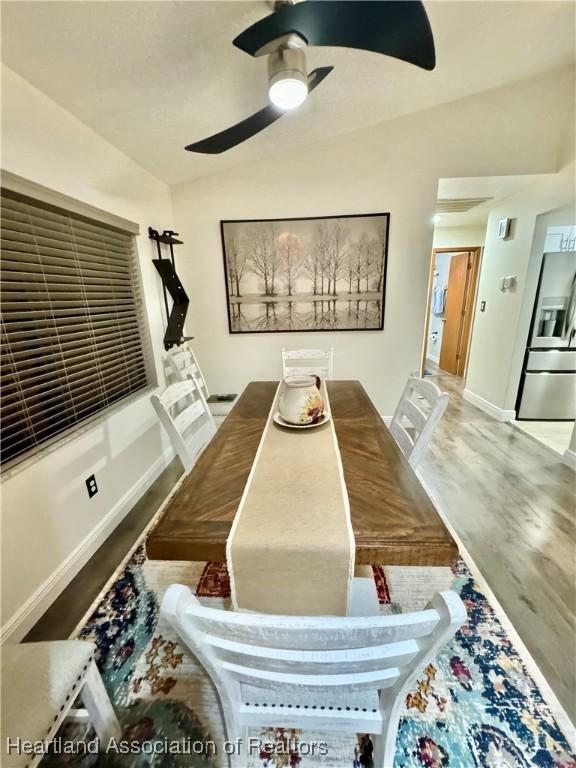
left=147, top=381, right=458, bottom=566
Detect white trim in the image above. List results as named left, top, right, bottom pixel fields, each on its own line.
left=0, top=445, right=175, bottom=644
left=418, top=473, right=576, bottom=746
left=426, top=353, right=440, bottom=364
left=562, top=448, right=576, bottom=471
left=462, top=388, right=515, bottom=422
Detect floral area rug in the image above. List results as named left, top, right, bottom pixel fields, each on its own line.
left=44, top=549, right=574, bottom=768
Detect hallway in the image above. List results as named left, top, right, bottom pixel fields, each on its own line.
left=419, top=366, right=575, bottom=720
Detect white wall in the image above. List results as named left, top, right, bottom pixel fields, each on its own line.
left=0, top=65, right=174, bottom=640
left=465, top=168, right=575, bottom=417
left=171, top=67, right=572, bottom=418
left=433, top=226, right=486, bottom=249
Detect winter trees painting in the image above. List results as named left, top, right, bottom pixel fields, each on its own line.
left=221, top=213, right=389, bottom=333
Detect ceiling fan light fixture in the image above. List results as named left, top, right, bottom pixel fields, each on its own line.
left=269, top=74, right=308, bottom=110
left=268, top=46, right=308, bottom=110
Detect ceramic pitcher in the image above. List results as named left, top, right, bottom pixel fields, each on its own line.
left=278, top=375, right=324, bottom=425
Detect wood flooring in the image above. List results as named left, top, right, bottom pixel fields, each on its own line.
left=420, top=363, right=576, bottom=720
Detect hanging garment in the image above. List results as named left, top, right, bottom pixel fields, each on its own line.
left=432, top=284, right=447, bottom=315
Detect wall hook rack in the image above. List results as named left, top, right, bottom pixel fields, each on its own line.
left=149, top=227, right=192, bottom=351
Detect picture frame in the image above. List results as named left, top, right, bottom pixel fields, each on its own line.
left=220, top=212, right=390, bottom=334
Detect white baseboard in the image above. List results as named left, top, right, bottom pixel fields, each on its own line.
left=426, top=353, right=440, bottom=364
left=462, top=388, right=516, bottom=422
left=0, top=445, right=175, bottom=644
left=562, top=448, right=576, bottom=471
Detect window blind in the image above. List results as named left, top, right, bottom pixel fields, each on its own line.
left=1, top=188, right=150, bottom=468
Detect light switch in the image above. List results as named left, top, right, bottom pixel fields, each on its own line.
left=500, top=276, right=518, bottom=291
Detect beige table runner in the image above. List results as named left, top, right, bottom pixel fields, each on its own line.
left=226, top=382, right=355, bottom=616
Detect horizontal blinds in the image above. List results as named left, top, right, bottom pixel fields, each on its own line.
left=1, top=188, right=150, bottom=467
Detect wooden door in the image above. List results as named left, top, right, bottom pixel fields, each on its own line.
left=439, top=253, right=470, bottom=374
left=456, top=252, right=481, bottom=377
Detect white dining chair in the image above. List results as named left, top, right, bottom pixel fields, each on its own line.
left=281, top=347, right=334, bottom=380
left=162, top=583, right=466, bottom=768
left=389, top=376, right=449, bottom=470
left=167, top=344, right=236, bottom=426
left=151, top=379, right=216, bottom=473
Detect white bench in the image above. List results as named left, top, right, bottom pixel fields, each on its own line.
left=162, top=582, right=466, bottom=768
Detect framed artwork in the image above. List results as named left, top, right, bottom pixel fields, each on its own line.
left=220, top=212, right=389, bottom=334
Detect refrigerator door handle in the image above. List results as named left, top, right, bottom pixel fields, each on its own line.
left=561, top=271, right=576, bottom=340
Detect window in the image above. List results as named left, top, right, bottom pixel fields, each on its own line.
left=1, top=186, right=151, bottom=468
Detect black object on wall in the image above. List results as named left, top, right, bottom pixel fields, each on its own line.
left=149, top=227, right=192, bottom=351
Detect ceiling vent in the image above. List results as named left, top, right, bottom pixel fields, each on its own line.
left=435, top=197, right=493, bottom=213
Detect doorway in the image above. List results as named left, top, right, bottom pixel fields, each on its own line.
left=421, top=247, right=482, bottom=379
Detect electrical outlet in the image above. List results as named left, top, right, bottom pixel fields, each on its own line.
left=85, top=474, right=98, bottom=499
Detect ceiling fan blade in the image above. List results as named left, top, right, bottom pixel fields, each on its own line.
left=185, top=66, right=333, bottom=154
left=233, top=1, right=435, bottom=71
left=306, top=64, right=333, bottom=91
left=185, top=104, right=281, bottom=154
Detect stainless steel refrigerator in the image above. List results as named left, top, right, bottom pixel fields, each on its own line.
left=516, top=250, right=576, bottom=420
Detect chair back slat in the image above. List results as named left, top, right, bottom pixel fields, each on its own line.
left=282, top=347, right=334, bottom=380
left=169, top=347, right=190, bottom=372
left=167, top=343, right=209, bottom=398
left=205, top=633, right=419, bottom=675
left=401, top=398, right=428, bottom=433
left=389, top=422, right=414, bottom=458
left=151, top=378, right=215, bottom=473
left=173, top=399, right=208, bottom=434
left=178, top=601, right=440, bottom=650
left=157, top=380, right=197, bottom=410
left=286, top=365, right=332, bottom=379
left=221, top=660, right=400, bottom=693
left=389, top=376, right=449, bottom=469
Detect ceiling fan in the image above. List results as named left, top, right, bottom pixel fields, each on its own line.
left=186, top=0, right=435, bottom=155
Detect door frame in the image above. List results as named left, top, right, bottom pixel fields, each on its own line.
left=420, top=246, right=483, bottom=380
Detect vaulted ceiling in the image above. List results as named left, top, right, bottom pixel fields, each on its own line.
left=1, top=1, right=574, bottom=185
